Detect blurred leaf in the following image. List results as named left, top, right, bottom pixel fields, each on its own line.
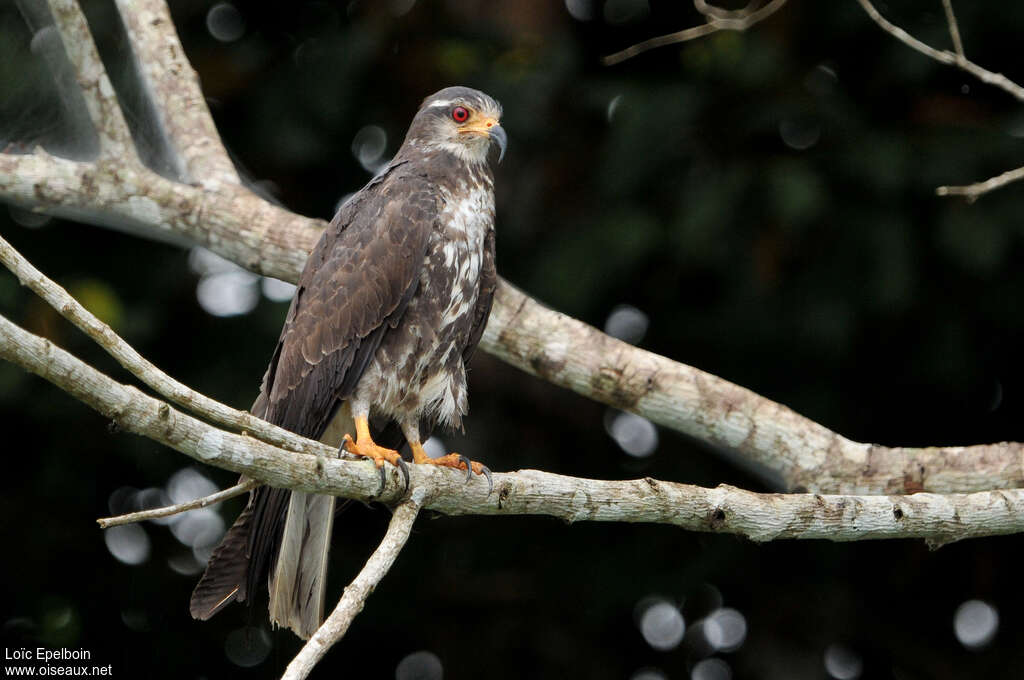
left=68, top=278, right=124, bottom=330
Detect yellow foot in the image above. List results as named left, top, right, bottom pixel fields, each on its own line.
left=342, top=429, right=409, bottom=491
left=411, top=443, right=493, bottom=493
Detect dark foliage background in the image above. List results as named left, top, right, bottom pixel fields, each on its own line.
left=2, top=1, right=1024, bottom=678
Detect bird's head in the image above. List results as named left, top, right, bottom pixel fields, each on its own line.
left=403, top=86, right=506, bottom=165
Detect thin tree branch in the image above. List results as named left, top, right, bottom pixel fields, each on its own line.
left=46, top=0, right=137, bottom=161
left=97, top=478, right=259, bottom=528
left=940, top=0, right=965, bottom=60
left=854, top=0, right=1024, bottom=200
left=113, top=0, right=240, bottom=186
left=0, top=232, right=326, bottom=457
left=2, top=311, right=1023, bottom=547
left=855, top=0, right=1024, bottom=102
left=282, top=492, right=424, bottom=680
left=935, top=165, right=1024, bottom=202
left=602, top=0, right=789, bottom=66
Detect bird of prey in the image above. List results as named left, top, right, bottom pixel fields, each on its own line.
left=189, top=86, right=506, bottom=639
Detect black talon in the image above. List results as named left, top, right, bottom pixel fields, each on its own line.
left=396, top=458, right=411, bottom=493
left=458, top=455, right=473, bottom=482
left=480, top=465, right=493, bottom=495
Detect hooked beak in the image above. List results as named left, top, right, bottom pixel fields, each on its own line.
left=488, top=123, right=507, bottom=163
left=461, top=116, right=507, bottom=163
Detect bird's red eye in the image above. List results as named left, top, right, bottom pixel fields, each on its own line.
left=451, top=106, right=469, bottom=123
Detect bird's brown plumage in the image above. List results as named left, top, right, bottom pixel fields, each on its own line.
left=190, top=86, right=503, bottom=638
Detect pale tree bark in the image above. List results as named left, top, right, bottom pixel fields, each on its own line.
left=0, top=1, right=1021, bottom=678
left=4, top=308, right=1022, bottom=548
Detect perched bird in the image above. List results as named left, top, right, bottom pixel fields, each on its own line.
left=189, top=86, right=505, bottom=639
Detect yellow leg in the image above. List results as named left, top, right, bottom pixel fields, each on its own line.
left=342, top=415, right=403, bottom=469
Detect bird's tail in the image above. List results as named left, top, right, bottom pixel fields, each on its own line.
left=266, top=401, right=353, bottom=639
left=189, top=499, right=255, bottom=620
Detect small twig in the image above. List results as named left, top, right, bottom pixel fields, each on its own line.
left=936, top=165, right=1024, bottom=202
left=97, top=478, right=259, bottom=528
left=940, top=0, right=965, bottom=60
left=603, top=0, right=788, bottom=66
left=47, top=0, right=137, bottom=161
left=856, top=0, right=1024, bottom=200
left=855, top=0, right=1024, bottom=101
left=0, top=233, right=323, bottom=458
left=282, top=492, right=424, bottom=680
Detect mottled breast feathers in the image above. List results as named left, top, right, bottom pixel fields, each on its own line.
left=257, top=167, right=439, bottom=441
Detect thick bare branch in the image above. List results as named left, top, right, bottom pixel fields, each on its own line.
left=46, top=0, right=137, bottom=161
left=0, top=232, right=325, bottom=457
left=113, top=0, right=240, bottom=186
left=96, top=478, right=259, bottom=528
left=0, top=151, right=316, bottom=279
left=282, top=492, right=424, bottom=680
left=2, top=311, right=1022, bottom=547
left=483, top=282, right=1024, bottom=495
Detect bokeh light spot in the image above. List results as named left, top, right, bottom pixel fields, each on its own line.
left=703, top=608, right=747, bottom=652
left=824, top=643, right=863, bottom=680
left=565, top=0, right=594, bottom=22
left=422, top=436, right=447, bottom=459
left=225, top=626, right=271, bottom=667
left=206, top=3, right=246, bottom=43
left=166, top=467, right=218, bottom=505
left=640, top=600, right=685, bottom=651
left=607, top=410, right=658, bottom=457
left=352, top=125, right=388, bottom=173
left=169, top=508, right=225, bottom=552
left=197, top=270, right=260, bottom=317
left=604, top=303, right=649, bottom=344
left=104, top=524, right=150, bottom=565
left=262, top=276, right=297, bottom=302
left=779, top=117, right=821, bottom=150
left=395, top=650, right=443, bottom=680
left=954, top=599, right=998, bottom=649
left=692, top=658, right=732, bottom=680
